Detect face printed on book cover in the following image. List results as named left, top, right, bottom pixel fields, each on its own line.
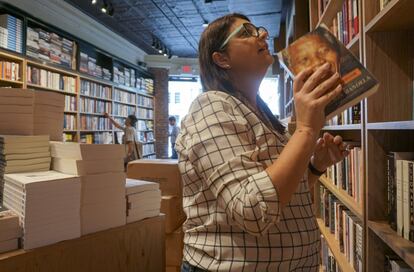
left=288, top=34, right=339, bottom=76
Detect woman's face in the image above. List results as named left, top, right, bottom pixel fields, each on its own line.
left=288, top=34, right=339, bottom=76
left=125, top=118, right=131, bottom=126
left=224, top=18, right=274, bottom=78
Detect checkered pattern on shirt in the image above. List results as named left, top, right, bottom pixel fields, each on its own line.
left=175, top=91, right=320, bottom=272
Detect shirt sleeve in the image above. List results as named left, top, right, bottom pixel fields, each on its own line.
left=181, top=93, right=282, bottom=236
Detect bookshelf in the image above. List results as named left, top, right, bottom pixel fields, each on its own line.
left=281, top=0, right=414, bottom=270
left=0, top=3, right=156, bottom=153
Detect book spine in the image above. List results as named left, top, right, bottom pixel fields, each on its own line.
left=387, top=153, right=397, bottom=231
left=409, top=162, right=414, bottom=241
left=396, top=159, right=404, bottom=236
left=403, top=160, right=410, bottom=240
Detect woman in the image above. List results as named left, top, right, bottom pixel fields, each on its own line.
left=104, top=113, right=140, bottom=165
left=175, top=13, right=347, bottom=271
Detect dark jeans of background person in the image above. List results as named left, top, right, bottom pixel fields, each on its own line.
left=171, top=143, right=178, bottom=159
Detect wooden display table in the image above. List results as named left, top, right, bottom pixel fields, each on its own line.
left=0, top=215, right=165, bottom=272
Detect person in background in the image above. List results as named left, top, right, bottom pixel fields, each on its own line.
left=168, top=116, right=180, bottom=159
left=175, top=13, right=347, bottom=271
left=104, top=113, right=140, bottom=167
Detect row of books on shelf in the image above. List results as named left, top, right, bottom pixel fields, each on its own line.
left=138, top=131, right=154, bottom=142
left=0, top=60, right=20, bottom=81
left=319, top=185, right=363, bottom=272
left=137, top=120, right=154, bottom=131
left=114, top=88, right=135, bottom=104
left=0, top=14, right=23, bottom=53
left=63, top=114, right=76, bottom=131
left=143, top=78, right=154, bottom=94
left=113, top=104, right=135, bottom=117
left=80, top=80, right=112, bottom=100
left=137, top=108, right=153, bottom=119
left=326, top=0, right=359, bottom=46
left=326, top=103, right=361, bottom=126
left=79, top=52, right=111, bottom=81
left=80, top=132, right=113, bottom=144
left=26, top=26, right=75, bottom=69
left=140, top=143, right=155, bottom=157
left=384, top=254, right=414, bottom=272
left=27, top=66, right=76, bottom=93
left=65, top=95, right=76, bottom=112
left=325, top=146, right=363, bottom=205
left=79, top=97, right=111, bottom=114
left=386, top=152, right=414, bottom=242
left=113, top=65, right=136, bottom=88
left=63, top=132, right=76, bottom=142
left=320, top=236, right=340, bottom=272
left=80, top=116, right=111, bottom=131
left=137, top=95, right=153, bottom=108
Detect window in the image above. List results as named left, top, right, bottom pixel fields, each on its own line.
left=174, top=92, right=180, bottom=104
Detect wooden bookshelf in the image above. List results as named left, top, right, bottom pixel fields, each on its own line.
left=319, top=176, right=363, bottom=220
left=294, top=0, right=414, bottom=270
left=367, top=121, right=414, bottom=130
left=368, top=220, right=414, bottom=269
left=113, top=100, right=136, bottom=107
left=79, top=93, right=112, bottom=102
left=317, top=218, right=354, bottom=272
left=316, top=0, right=344, bottom=28
left=0, top=79, right=24, bottom=85
left=26, top=83, right=77, bottom=96
left=364, top=0, right=414, bottom=32
left=322, top=124, right=362, bottom=131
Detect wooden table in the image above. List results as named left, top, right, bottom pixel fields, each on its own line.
left=0, top=215, right=165, bottom=272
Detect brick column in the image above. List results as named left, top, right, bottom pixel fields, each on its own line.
left=149, top=68, right=169, bottom=159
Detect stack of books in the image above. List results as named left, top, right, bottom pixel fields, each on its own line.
left=0, top=135, right=50, bottom=203
left=0, top=208, right=21, bottom=253
left=26, top=27, right=74, bottom=69
left=3, top=171, right=81, bottom=249
left=125, top=179, right=161, bottom=223
left=0, top=14, right=23, bottom=53
left=50, top=142, right=126, bottom=235
left=27, top=66, right=76, bottom=93
left=0, top=60, right=20, bottom=81
left=0, top=88, right=64, bottom=140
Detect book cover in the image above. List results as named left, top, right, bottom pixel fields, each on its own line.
left=277, top=25, right=379, bottom=120
left=387, top=153, right=397, bottom=231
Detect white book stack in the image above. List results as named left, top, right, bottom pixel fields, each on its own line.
left=50, top=142, right=126, bottom=235
left=3, top=171, right=80, bottom=250
left=0, top=208, right=21, bottom=253
left=125, top=179, right=161, bottom=223
left=0, top=88, right=64, bottom=141
left=0, top=135, right=50, bottom=203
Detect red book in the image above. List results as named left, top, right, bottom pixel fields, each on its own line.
left=353, top=0, right=359, bottom=36
left=348, top=0, right=353, bottom=40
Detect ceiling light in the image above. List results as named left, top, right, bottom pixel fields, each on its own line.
left=101, top=1, right=108, bottom=13
left=92, top=0, right=97, bottom=4
left=202, top=20, right=209, bottom=28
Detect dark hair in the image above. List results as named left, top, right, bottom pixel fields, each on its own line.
left=199, top=13, right=249, bottom=94
left=127, top=115, right=138, bottom=127
left=198, top=13, right=285, bottom=134
left=168, top=116, right=176, bottom=122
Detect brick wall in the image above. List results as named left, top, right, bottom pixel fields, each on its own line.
left=150, top=67, right=169, bottom=159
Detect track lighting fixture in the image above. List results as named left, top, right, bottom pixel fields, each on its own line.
left=91, top=0, right=97, bottom=4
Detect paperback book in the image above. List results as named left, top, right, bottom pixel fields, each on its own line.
left=277, top=24, right=379, bottom=120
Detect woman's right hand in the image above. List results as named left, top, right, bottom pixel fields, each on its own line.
left=293, top=62, right=342, bottom=134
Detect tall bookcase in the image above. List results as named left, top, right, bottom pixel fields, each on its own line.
left=0, top=3, right=156, bottom=159
left=293, top=0, right=414, bottom=271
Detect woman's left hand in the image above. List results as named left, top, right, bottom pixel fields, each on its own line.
left=311, top=132, right=350, bottom=172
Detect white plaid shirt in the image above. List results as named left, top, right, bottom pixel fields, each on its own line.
left=175, top=91, right=320, bottom=271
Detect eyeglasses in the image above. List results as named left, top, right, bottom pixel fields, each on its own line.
left=220, top=23, right=268, bottom=50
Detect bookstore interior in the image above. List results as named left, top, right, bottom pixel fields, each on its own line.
left=0, top=0, right=413, bottom=271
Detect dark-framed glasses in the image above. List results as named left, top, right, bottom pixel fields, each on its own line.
left=220, top=23, right=268, bottom=50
